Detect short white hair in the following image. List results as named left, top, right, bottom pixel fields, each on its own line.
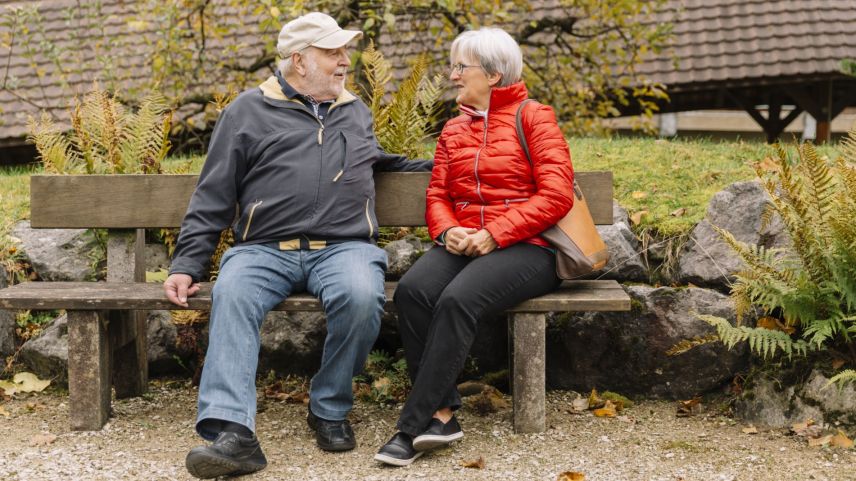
left=279, top=58, right=293, bottom=76
left=450, top=27, right=523, bottom=87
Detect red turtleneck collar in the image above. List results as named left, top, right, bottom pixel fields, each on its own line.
left=458, top=81, right=529, bottom=118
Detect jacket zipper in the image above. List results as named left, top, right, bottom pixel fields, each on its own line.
left=333, top=132, right=346, bottom=182
left=364, top=198, right=374, bottom=238
left=242, top=200, right=263, bottom=241
left=474, top=112, right=489, bottom=228
left=504, top=197, right=529, bottom=207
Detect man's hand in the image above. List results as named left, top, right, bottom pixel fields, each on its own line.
left=164, top=273, right=200, bottom=308
left=462, top=229, right=498, bottom=257
left=444, top=227, right=478, bottom=255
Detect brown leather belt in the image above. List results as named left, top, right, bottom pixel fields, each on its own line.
left=261, top=237, right=366, bottom=251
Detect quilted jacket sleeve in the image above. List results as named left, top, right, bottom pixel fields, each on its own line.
left=425, top=125, right=459, bottom=241
left=483, top=103, right=574, bottom=247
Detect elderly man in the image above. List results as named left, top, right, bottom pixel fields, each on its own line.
left=164, top=12, right=431, bottom=479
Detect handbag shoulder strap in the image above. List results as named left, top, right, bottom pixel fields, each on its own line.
left=515, top=98, right=538, bottom=167
left=515, top=98, right=583, bottom=198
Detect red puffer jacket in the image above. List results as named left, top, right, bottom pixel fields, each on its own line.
left=426, top=82, right=574, bottom=248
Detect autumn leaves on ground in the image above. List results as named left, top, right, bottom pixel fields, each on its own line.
left=2, top=374, right=856, bottom=481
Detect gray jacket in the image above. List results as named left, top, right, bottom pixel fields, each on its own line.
left=170, top=76, right=432, bottom=281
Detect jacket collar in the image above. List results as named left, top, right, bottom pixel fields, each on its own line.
left=259, top=75, right=357, bottom=106
left=459, top=81, right=529, bottom=118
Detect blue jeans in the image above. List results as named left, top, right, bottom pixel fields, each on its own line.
left=195, top=242, right=387, bottom=440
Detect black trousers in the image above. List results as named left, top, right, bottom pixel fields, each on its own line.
left=393, top=242, right=561, bottom=436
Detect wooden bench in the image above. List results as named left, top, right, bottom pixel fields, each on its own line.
left=0, top=172, right=630, bottom=433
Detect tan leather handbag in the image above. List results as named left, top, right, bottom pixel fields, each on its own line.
left=516, top=99, right=610, bottom=279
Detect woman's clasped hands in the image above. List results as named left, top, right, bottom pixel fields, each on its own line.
left=444, top=226, right=498, bottom=257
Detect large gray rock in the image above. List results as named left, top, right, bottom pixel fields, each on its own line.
left=258, top=311, right=327, bottom=376
left=736, top=369, right=856, bottom=430
left=146, top=310, right=181, bottom=375
left=384, top=236, right=431, bottom=280
left=11, top=221, right=101, bottom=281
left=19, top=314, right=69, bottom=383
left=0, top=266, right=14, bottom=357
left=0, top=309, right=14, bottom=357
left=591, top=202, right=647, bottom=282
left=676, top=181, right=789, bottom=290
left=546, top=285, right=749, bottom=398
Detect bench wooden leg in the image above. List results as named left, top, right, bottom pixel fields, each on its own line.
left=68, top=310, right=111, bottom=430
left=110, top=310, right=148, bottom=398
left=510, top=312, right=546, bottom=433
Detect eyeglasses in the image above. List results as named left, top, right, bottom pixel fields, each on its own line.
left=450, top=63, right=480, bottom=75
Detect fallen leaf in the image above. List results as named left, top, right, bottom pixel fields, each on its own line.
left=12, top=372, right=50, bottom=393
left=570, top=397, right=589, bottom=413
left=0, top=381, right=15, bottom=396
left=29, top=433, right=57, bottom=446
left=0, top=405, right=9, bottom=418
left=593, top=400, right=617, bottom=418
left=629, top=210, right=649, bottom=226
left=756, top=156, right=779, bottom=173
left=756, top=316, right=795, bottom=334
left=557, top=472, right=585, bottom=481
left=587, top=388, right=604, bottom=410
left=831, top=430, right=854, bottom=449
left=808, top=434, right=833, bottom=447
left=832, top=358, right=846, bottom=370
left=669, top=207, right=686, bottom=217
left=372, top=377, right=390, bottom=391
left=460, top=457, right=485, bottom=469
left=631, top=191, right=648, bottom=199
left=676, top=397, right=703, bottom=417
left=466, top=386, right=509, bottom=415
left=742, top=425, right=759, bottom=434
left=791, top=419, right=820, bottom=437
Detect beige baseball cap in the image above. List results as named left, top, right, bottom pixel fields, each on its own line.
left=277, top=12, right=363, bottom=58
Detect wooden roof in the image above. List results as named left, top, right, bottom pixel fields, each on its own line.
left=640, top=0, right=856, bottom=91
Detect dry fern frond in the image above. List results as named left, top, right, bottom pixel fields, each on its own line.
left=27, top=112, right=78, bottom=174
left=119, top=93, right=170, bottom=174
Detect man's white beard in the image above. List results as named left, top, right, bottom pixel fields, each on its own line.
left=304, top=62, right=344, bottom=101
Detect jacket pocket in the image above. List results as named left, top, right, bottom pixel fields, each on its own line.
left=339, top=131, right=377, bottom=185
left=241, top=200, right=263, bottom=241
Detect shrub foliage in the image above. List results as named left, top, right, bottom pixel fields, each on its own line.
left=701, top=129, right=856, bottom=386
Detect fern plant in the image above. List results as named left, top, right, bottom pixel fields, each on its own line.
left=360, top=41, right=443, bottom=160
left=699, top=129, right=856, bottom=386
left=28, top=88, right=172, bottom=174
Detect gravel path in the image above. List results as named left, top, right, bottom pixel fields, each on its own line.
left=1, top=381, right=854, bottom=481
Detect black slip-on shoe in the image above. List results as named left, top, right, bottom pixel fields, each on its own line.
left=412, top=416, right=464, bottom=452
left=307, top=408, right=357, bottom=452
left=374, top=432, right=423, bottom=467
left=185, top=431, right=267, bottom=479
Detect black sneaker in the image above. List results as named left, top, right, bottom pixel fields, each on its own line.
left=307, top=407, right=357, bottom=452
left=185, top=431, right=267, bottom=479
left=374, top=432, right=423, bottom=466
left=412, top=416, right=464, bottom=452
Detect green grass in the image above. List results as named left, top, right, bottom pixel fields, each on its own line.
left=570, top=136, right=840, bottom=237
left=0, top=164, right=38, bottom=237
left=0, top=137, right=843, bottom=249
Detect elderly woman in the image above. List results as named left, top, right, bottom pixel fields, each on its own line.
left=374, top=27, right=575, bottom=466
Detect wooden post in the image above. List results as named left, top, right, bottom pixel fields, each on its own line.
left=510, top=313, right=546, bottom=433
left=68, top=310, right=111, bottom=430
left=106, top=229, right=148, bottom=398
left=816, top=80, right=833, bottom=144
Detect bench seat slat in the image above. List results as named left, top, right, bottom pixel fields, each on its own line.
left=0, top=280, right=630, bottom=312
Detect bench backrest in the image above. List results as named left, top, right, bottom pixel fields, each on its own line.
left=30, top=172, right=613, bottom=228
